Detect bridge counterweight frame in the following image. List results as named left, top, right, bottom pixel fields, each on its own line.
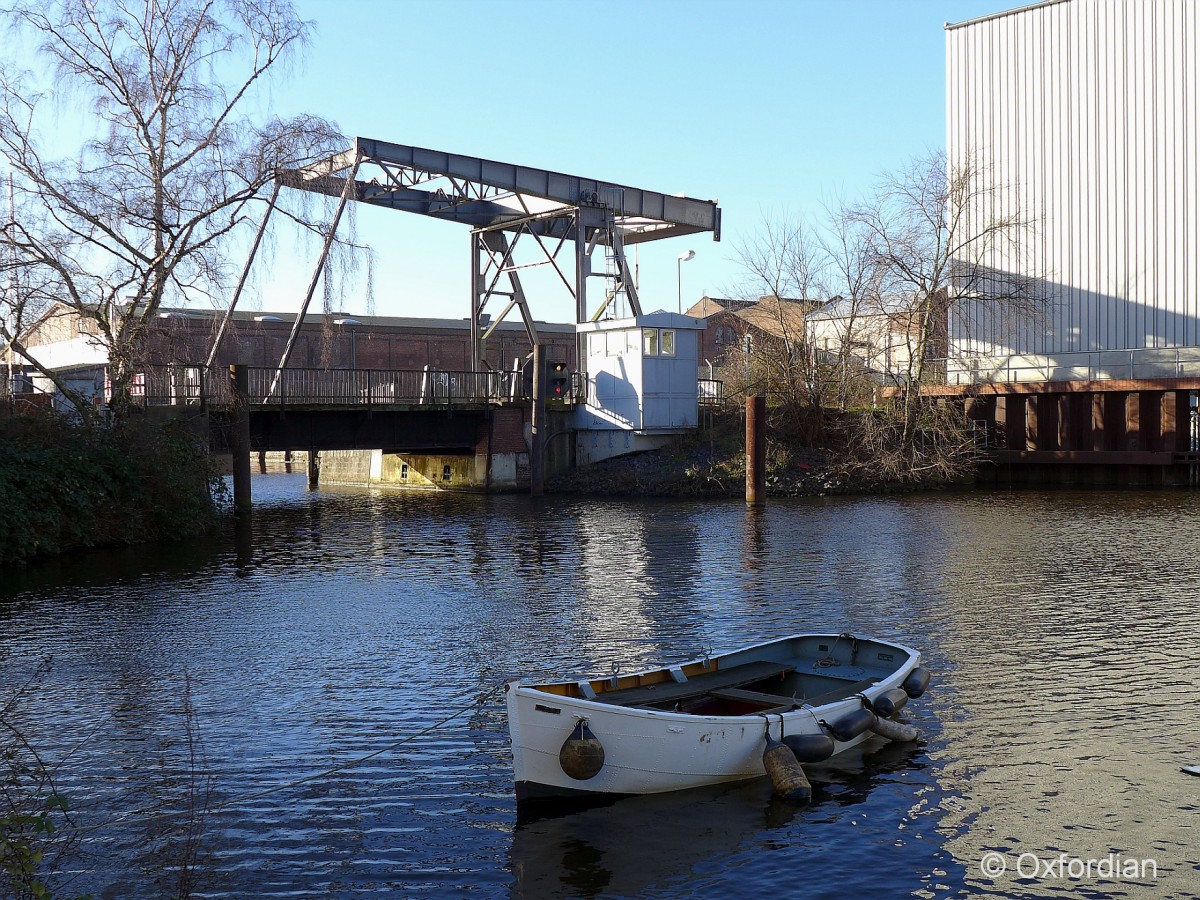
left=277, top=137, right=721, bottom=372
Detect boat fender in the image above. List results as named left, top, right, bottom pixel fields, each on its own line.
left=902, top=667, right=931, bottom=698
left=829, top=707, right=876, bottom=743
left=763, top=735, right=812, bottom=802
left=872, top=688, right=910, bottom=718
left=559, top=720, right=605, bottom=781
left=868, top=715, right=919, bottom=743
left=782, top=732, right=835, bottom=764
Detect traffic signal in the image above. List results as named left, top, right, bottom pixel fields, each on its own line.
left=548, top=362, right=570, bottom=399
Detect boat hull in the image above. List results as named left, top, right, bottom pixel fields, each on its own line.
left=506, top=633, right=923, bottom=800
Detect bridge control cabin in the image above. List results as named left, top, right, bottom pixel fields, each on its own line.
left=575, top=313, right=706, bottom=464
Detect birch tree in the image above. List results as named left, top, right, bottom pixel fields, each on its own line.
left=0, top=0, right=343, bottom=419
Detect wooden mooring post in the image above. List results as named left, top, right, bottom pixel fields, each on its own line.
left=746, top=395, right=766, bottom=507
left=530, top=343, right=545, bottom=497
left=229, top=364, right=252, bottom=515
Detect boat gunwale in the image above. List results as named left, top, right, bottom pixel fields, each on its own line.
left=508, top=632, right=921, bottom=725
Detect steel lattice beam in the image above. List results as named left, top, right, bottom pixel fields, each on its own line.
left=278, top=137, right=721, bottom=369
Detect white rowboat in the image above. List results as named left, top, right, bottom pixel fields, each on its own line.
left=505, top=633, right=930, bottom=801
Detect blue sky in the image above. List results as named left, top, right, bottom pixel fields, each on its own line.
left=31, top=0, right=1024, bottom=322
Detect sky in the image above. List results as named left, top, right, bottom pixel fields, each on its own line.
left=21, top=0, right=1025, bottom=324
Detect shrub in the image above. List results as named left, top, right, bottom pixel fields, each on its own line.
left=0, top=413, right=224, bottom=566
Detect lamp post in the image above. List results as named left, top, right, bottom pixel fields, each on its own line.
left=676, top=249, right=695, bottom=313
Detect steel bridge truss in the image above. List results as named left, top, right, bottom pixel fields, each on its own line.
left=274, top=138, right=721, bottom=370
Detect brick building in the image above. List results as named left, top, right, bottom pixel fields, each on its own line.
left=11, top=303, right=576, bottom=402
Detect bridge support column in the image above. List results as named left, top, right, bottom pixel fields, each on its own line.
left=229, top=364, right=252, bottom=515
left=307, top=450, right=319, bottom=489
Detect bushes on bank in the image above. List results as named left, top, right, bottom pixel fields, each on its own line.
left=0, top=413, right=224, bottom=566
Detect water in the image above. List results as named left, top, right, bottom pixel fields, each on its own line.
left=1, top=478, right=1199, bottom=898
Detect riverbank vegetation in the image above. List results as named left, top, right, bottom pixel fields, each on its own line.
left=0, top=412, right=224, bottom=567
left=556, top=152, right=1044, bottom=498
left=549, top=404, right=979, bottom=498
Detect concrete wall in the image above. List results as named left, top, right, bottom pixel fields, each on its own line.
left=316, top=407, right=574, bottom=492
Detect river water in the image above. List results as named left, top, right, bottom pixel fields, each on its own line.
left=1, top=477, right=1198, bottom=898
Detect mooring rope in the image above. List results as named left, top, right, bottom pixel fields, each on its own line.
left=67, top=681, right=506, bottom=837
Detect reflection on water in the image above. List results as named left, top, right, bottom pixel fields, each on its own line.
left=512, top=737, right=930, bottom=899
left=0, top=478, right=1198, bottom=897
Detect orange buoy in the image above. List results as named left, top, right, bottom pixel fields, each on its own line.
left=559, top=720, right=605, bottom=780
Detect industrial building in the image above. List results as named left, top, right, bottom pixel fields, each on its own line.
left=942, top=0, right=1200, bottom=483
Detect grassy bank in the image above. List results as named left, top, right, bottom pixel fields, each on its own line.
left=0, top=413, right=225, bottom=567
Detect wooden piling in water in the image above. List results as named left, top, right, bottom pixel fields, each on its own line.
left=746, top=395, right=766, bottom=506
left=530, top=343, right=545, bottom=497
left=229, top=364, right=252, bottom=515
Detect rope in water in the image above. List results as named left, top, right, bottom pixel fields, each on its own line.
left=68, top=681, right=506, bottom=837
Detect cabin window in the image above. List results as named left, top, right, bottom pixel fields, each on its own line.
left=642, top=328, right=659, bottom=356
left=660, top=330, right=676, bottom=357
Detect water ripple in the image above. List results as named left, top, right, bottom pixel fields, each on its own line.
left=1, top=480, right=1199, bottom=897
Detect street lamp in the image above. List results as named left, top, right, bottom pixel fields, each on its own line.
left=676, top=249, right=696, bottom=313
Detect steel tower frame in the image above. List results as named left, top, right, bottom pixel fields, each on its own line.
left=277, top=137, right=721, bottom=371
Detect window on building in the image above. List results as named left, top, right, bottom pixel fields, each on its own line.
left=442, top=464, right=452, bottom=481
left=642, top=328, right=659, bottom=356
left=401, top=463, right=409, bottom=479
left=660, top=329, right=676, bottom=356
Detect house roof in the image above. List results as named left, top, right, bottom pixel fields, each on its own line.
left=21, top=302, right=577, bottom=336
left=683, top=296, right=757, bottom=318
left=805, top=293, right=919, bottom=322
left=732, top=296, right=814, bottom=339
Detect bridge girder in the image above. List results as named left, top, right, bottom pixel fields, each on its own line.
left=278, top=137, right=722, bottom=370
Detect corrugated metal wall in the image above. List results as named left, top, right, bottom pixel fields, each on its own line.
left=947, top=0, right=1199, bottom=376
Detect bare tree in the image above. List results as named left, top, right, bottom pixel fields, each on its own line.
left=0, top=0, right=344, bottom=419
left=814, top=199, right=887, bottom=411
left=730, top=215, right=826, bottom=414
left=848, top=149, right=1044, bottom=461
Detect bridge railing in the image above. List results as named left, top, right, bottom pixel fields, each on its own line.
left=234, top=366, right=513, bottom=406
left=108, top=364, right=528, bottom=407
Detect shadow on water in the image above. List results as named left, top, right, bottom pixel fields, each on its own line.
left=0, top=530, right=228, bottom=600
left=510, top=735, right=927, bottom=899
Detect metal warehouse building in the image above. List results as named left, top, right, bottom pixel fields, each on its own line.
left=942, top=0, right=1200, bottom=482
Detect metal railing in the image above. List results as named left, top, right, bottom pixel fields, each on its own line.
left=936, top=347, right=1200, bottom=386
left=38, top=364, right=722, bottom=412
left=212, top=366, right=516, bottom=407
left=698, top=378, right=726, bottom=406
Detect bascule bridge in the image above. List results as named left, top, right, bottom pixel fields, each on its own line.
left=209, top=139, right=722, bottom=498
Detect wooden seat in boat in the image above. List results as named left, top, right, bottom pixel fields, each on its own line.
left=593, top=660, right=796, bottom=707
